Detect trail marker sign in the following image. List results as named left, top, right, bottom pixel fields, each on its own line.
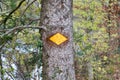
left=49, top=33, right=68, bottom=45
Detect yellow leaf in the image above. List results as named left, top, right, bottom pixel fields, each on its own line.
left=98, top=67, right=102, bottom=71
left=103, top=56, right=108, bottom=60
left=0, top=16, right=2, bottom=21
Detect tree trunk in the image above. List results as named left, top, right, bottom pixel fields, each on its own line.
left=40, top=0, right=76, bottom=80
left=0, top=54, right=4, bottom=80
left=87, top=61, right=93, bottom=80
left=117, top=0, right=120, bottom=53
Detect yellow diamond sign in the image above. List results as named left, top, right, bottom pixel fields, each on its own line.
left=49, top=33, right=68, bottom=45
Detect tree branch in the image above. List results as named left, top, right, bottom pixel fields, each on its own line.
left=3, top=0, right=26, bottom=25
left=21, top=0, right=37, bottom=16
left=0, top=25, right=46, bottom=52
left=0, top=30, right=8, bottom=32
left=1, top=25, right=46, bottom=37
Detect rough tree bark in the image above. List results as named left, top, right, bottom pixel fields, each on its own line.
left=40, top=0, right=76, bottom=80
left=117, top=0, right=120, bottom=53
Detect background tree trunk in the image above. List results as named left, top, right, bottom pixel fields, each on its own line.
left=40, top=0, right=76, bottom=80
left=117, top=0, right=120, bottom=53
left=0, top=54, right=4, bottom=80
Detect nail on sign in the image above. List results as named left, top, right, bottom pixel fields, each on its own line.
left=49, top=33, right=68, bottom=45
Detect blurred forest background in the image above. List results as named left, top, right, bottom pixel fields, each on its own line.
left=0, top=0, right=120, bottom=80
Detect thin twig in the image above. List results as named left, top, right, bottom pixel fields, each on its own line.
left=3, top=0, right=26, bottom=25
left=21, top=0, right=37, bottom=16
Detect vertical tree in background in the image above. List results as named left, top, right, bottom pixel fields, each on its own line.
left=103, top=0, right=120, bottom=54
left=40, top=0, right=76, bottom=80
left=117, top=0, right=120, bottom=53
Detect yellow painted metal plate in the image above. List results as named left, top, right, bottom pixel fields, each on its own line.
left=49, top=33, right=68, bottom=45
